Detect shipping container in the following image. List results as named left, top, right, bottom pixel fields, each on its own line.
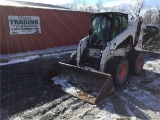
left=0, top=5, right=90, bottom=54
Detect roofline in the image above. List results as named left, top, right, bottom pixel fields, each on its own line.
left=0, top=0, right=70, bottom=10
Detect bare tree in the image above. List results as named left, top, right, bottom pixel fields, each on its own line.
left=80, top=0, right=87, bottom=11
left=143, top=7, right=160, bottom=25
left=73, top=0, right=79, bottom=10
left=109, top=6, right=124, bottom=12
left=157, top=6, right=160, bottom=26
left=103, top=6, right=128, bottom=14
left=127, top=0, right=145, bottom=17
left=143, top=9, right=152, bottom=24
left=102, top=7, right=110, bottom=12
left=62, top=3, right=73, bottom=9
left=66, top=0, right=80, bottom=10
left=96, top=0, right=103, bottom=12
left=87, top=6, right=95, bottom=12
left=157, top=6, right=160, bottom=15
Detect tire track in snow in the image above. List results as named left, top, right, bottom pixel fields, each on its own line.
left=10, top=95, right=71, bottom=120
left=39, top=97, right=81, bottom=120
left=117, top=93, right=152, bottom=120
left=68, top=103, right=96, bottom=120
left=128, top=76, right=160, bottom=102
left=123, top=87, right=160, bottom=111
left=117, top=90, right=160, bottom=120
left=57, top=100, right=85, bottom=120
left=145, top=78, right=160, bottom=93
left=94, top=98, right=120, bottom=120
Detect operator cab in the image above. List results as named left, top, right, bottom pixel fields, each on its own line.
left=88, top=12, right=128, bottom=48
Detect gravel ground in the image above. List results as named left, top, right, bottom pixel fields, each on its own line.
left=0, top=51, right=72, bottom=120
left=1, top=51, right=160, bottom=120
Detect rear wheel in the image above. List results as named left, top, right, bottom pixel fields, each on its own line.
left=128, top=51, right=144, bottom=75
left=106, top=57, right=129, bottom=86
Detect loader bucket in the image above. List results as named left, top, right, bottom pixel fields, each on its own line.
left=50, top=62, right=114, bottom=104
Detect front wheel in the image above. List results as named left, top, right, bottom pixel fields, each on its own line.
left=106, top=57, right=129, bottom=86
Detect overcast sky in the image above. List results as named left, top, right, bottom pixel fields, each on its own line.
left=1, top=0, right=160, bottom=9
left=8, top=0, right=159, bottom=7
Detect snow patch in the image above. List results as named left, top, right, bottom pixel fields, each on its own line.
left=52, top=76, right=81, bottom=96
left=95, top=112, right=120, bottom=120
left=143, top=59, right=160, bottom=73
left=0, top=45, right=76, bottom=59
left=0, top=48, right=74, bottom=66
left=43, top=51, right=73, bottom=58
left=0, top=55, right=39, bottom=66
left=11, top=117, right=23, bottom=120
left=78, top=106, right=95, bottom=119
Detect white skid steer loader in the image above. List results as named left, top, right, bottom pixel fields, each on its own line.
left=48, top=12, right=146, bottom=104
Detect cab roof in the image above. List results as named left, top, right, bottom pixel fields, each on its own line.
left=91, top=12, right=128, bottom=16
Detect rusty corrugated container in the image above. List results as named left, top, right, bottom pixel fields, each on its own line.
left=0, top=6, right=90, bottom=54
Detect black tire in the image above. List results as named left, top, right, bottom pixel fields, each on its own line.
left=68, top=51, right=77, bottom=65
left=128, top=51, right=144, bottom=75
left=106, top=57, right=129, bottom=86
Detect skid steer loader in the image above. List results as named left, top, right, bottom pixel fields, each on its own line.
left=48, top=12, right=146, bottom=104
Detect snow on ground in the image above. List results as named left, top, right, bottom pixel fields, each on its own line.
left=0, top=45, right=76, bottom=59
left=0, top=51, right=73, bottom=66
left=0, top=45, right=76, bottom=66
left=0, top=55, right=39, bottom=66
left=1, top=45, right=160, bottom=120
left=143, top=59, right=160, bottom=73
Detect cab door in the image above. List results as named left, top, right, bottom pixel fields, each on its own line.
left=112, top=14, right=128, bottom=39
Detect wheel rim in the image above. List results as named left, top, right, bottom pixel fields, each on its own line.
left=137, top=56, right=143, bottom=71
left=118, top=64, right=127, bottom=80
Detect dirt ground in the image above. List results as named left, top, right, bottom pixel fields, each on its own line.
left=1, top=35, right=160, bottom=120
left=143, top=32, right=160, bottom=53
